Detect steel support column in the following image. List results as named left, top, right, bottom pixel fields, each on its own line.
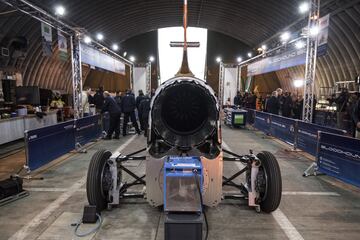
left=302, top=0, right=321, bottom=122
left=145, top=62, right=152, bottom=95
left=218, top=62, right=225, bottom=107
left=70, top=34, right=83, bottom=119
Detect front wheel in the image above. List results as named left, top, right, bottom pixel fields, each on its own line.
left=86, top=149, right=113, bottom=212
left=256, top=151, right=282, bottom=213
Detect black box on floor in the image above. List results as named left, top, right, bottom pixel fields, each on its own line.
left=82, top=205, right=98, bottom=223
left=164, top=212, right=203, bottom=240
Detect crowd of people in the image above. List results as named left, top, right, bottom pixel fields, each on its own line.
left=82, top=86, right=155, bottom=140
left=232, top=87, right=360, bottom=138
left=231, top=88, right=305, bottom=119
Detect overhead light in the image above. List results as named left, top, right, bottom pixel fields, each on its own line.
left=309, top=26, right=320, bottom=36
left=247, top=52, right=252, bottom=58
left=280, top=32, right=291, bottom=42
left=111, top=44, right=119, bottom=51
left=295, top=41, right=305, bottom=49
left=237, top=57, right=243, bottom=63
left=216, top=57, right=222, bottom=63
left=261, top=45, right=267, bottom=50
left=96, top=33, right=104, bottom=41
left=299, top=2, right=310, bottom=14
left=84, top=36, right=92, bottom=44
left=149, top=56, right=155, bottom=62
left=123, top=51, right=127, bottom=57
left=54, top=5, right=65, bottom=16
left=129, top=55, right=135, bottom=62
left=294, top=79, right=304, bottom=88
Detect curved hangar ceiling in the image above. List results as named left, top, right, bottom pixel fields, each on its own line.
left=0, top=0, right=359, bottom=94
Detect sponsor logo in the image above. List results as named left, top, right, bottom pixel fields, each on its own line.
left=320, top=145, right=360, bottom=160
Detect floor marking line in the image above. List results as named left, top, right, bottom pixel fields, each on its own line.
left=9, top=176, right=87, bottom=240
left=115, top=135, right=137, bottom=153
left=282, top=191, right=340, bottom=196
left=222, top=140, right=305, bottom=240
left=9, top=136, right=137, bottom=240
left=25, top=188, right=86, bottom=192
left=272, top=209, right=305, bottom=240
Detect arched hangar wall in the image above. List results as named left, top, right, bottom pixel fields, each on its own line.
left=0, top=1, right=359, bottom=95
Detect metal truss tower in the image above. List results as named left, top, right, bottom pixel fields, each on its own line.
left=145, top=62, right=152, bottom=95
left=2, top=0, right=132, bottom=119
left=218, top=62, right=225, bottom=108
left=302, top=0, right=321, bottom=123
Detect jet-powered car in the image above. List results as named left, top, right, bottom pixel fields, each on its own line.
left=85, top=0, right=282, bottom=239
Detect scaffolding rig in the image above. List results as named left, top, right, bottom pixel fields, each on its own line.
left=145, top=62, right=152, bottom=95
left=2, top=0, right=133, bottom=119
left=302, top=0, right=321, bottom=123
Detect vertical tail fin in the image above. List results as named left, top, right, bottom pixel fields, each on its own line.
left=176, top=0, right=194, bottom=77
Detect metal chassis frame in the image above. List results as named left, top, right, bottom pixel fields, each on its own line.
left=107, top=148, right=147, bottom=208
left=105, top=147, right=260, bottom=208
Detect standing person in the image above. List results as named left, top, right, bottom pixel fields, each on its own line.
left=276, top=88, right=285, bottom=116
left=251, top=92, right=257, bottom=109
left=282, top=92, right=293, bottom=118
left=136, top=90, right=146, bottom=131
left=266, top=91, right=280, bottom=115
left=101, top=91, right=121, bottom=140
left=263, top=94, right=271, bottom=112
left=121, top=89, right=141, bottom=136
left=93, top=86, right=105, bottom=112
left=114, top=91, right=122, bottom=110
left=233, top=91, right=242, bottom=108
left=81, top=87, right=92, bottom=116
left=139, top=95, right=151, bottom=137
left=293, top=95, right=303, bottom=119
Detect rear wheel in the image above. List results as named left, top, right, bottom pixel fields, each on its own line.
left=86, top=149, right=113, bottom=212
left=256, top=151, right=282, bottom=213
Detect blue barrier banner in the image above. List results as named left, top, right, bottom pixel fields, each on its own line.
left=297, top=121, right=346, bottom=156
left=254, top=111, right=271, bottom=134
left=243, top=108, right=255, bottom=125
left=75, top=115, right=102, bottom=146
left=270, top=115, right=296, bottom=145
left=317, top=132, right=360, bottom=188
left=26, top=120, right=75, bottom=171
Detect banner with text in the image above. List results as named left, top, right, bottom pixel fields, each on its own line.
left=317, top=132, right=360, bottom=188
left=81, top=43, right=125, bottom=74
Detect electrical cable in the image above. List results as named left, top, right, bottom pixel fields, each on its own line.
left=193, top=169, right=209, bottom=240
left=73, top=213, right=103, bottom=237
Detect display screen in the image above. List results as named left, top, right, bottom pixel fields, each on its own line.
left=234, top=114, right=244, bottom=125
left=16, top=86, right=40, bottom=105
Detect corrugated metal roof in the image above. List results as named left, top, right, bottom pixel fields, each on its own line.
left=0, top=0, right=359, bottom=95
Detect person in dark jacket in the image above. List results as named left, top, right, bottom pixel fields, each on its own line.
left=114, top=91, right=122, bottom=111
left=139, top=95, right=151, bottom=137
left=93, top=86, right=105, bottom=112
left=351, top=95, right=360, bottom=139
left=136, top=90, right=146, bottom=130
left=293, top=96, right=303, bottom=119
left=102, top=91, right=121, bottom=139
left=282, top=92, right=293, bottom=118
left=266, top=91, right=280, bottom=115
left=121, top=89, right=140, bottom=136
left=233, top=91, right=242, bottom=107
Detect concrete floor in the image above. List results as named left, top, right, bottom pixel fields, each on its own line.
left=0, top=126, right=359, bottom=240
